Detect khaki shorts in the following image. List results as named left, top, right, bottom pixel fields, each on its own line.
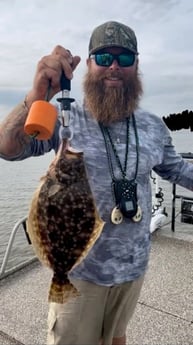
left=47, top=275, right=144, bottom=345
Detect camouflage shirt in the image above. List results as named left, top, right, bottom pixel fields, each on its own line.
left=9, top=101, right=193, bottom=285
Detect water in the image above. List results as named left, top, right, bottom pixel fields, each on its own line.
left=0, top=152, right=54, bottom=270
left=0, top=130, right=193, bottom=272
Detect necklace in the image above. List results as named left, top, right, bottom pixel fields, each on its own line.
left=113, top=120, right=125, bottom=144
left=99, top=115, right=142, bottom=224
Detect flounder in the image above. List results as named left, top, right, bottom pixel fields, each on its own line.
left=27, top=138, right=104, bottom=303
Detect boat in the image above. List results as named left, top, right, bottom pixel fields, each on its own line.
left=1, top=172, right=193, bottom=344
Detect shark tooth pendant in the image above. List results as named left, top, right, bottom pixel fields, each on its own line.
left=111, top=206, right=123, bottom=224
left=132, top=205, right=142, bottom=222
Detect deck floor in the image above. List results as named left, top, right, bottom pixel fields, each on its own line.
left=1, top=216, right=193, bottom=345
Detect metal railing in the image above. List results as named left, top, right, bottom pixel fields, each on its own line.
left=0, top=216, right=36, bottom=279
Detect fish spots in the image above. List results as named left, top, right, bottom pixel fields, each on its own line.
left=27, top=140, right=104, bottom=303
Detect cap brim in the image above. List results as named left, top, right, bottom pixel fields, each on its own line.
left=89, top=44, right=137, bottom=55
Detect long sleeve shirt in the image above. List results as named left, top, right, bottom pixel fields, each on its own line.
left=3, top=101, right=193, bottom=285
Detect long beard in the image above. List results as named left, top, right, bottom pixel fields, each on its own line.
left=83, top=68, right=143, bottom=124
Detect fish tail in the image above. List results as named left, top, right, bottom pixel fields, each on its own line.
left=48, top=279, right=80, bottom=303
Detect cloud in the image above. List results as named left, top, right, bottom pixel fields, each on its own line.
left=0, top=0, right=192, bottom=117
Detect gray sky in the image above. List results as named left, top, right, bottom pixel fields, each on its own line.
left=0, top=0, right=193, bottom=118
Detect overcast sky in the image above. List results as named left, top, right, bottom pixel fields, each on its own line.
left=0, top=0, right=192, bottom=119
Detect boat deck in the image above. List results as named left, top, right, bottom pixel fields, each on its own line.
left=1, top=218, right=193, bottom=345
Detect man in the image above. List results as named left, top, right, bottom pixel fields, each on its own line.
left=0, top=21, right=193, bottom=345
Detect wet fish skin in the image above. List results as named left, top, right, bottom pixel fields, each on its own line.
left=27, top=139, right=104, bottom=303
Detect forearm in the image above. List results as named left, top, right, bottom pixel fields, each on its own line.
left=0, top=46, right=80, bottom=159
left=0, top=100, right=31, bottom=158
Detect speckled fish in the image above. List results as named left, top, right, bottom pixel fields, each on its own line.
left=27, top=138, right=104, bottom=303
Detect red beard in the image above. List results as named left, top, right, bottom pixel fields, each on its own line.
left=83, top=68, right=143, bottom=124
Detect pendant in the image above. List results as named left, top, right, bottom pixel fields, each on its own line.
left=132, top=205, right=142, bottom=222
left=111, top=206, right=123, bottom=224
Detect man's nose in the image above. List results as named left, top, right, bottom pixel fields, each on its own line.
left=109, top=59, right=120, bottom=69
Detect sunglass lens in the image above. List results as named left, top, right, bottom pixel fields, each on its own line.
left=119, top=54, right=135, bottom=67
left=96, top=53, right=113, bottom=66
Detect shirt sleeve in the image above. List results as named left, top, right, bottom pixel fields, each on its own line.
left=153, top=122, right=193, bottom=191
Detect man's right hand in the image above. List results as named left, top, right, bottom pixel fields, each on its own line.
left=26, top=45, right=81, bottom=109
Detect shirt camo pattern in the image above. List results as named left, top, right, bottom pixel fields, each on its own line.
left=9, top=101, right=193, bottom=285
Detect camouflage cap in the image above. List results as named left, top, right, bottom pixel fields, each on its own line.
left=89, top=21, right=138, bottom=55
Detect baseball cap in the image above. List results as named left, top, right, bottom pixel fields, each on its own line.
left=89, top=21, right=138, bottom=55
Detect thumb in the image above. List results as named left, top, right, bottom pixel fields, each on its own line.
left=72, top=55, right=81, bottom=71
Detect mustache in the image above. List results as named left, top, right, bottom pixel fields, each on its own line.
left=96, top=72, right=123, bottom=81
left=105, top=72, right=123, bottom=78
left=106, top=71, right=122, bottom=76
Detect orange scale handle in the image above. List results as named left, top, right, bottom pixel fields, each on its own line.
left=24, top=100, right=57, bottom=140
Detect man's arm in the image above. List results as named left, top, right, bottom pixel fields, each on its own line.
left=0, top=45, right=80, bottom=159
left=0, top=101, right=31, bottom=158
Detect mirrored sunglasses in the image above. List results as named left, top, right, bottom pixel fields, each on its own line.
left=90, top=52, right=135, bottom=67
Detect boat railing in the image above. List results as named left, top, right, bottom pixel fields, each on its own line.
left=0, top=216, right=36, bottom=280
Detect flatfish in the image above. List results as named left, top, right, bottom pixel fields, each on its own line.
left=27, top=138, right=104, bottom=303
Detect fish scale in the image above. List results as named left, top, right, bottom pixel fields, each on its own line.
left=27, top=138, right=104, bottom=303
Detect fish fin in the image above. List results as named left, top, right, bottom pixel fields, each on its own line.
left=26, top=182, right=51, bottom=267
left=48, top=279, right=80, bottom=303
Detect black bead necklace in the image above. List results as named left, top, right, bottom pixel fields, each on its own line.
left=99, top=114, right=142, bottom=224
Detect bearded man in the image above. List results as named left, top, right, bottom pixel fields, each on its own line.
left=1, top=21, right=193, bottom=345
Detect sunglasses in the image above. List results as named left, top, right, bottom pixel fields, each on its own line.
left=90, top=52, right=135, bottom=67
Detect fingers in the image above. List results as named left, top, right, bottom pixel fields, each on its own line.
left=51, top=45, right=81, bottom=79
left=29, top=45, right=81, bottom=102
left=72, top=55, right=81, bottom=72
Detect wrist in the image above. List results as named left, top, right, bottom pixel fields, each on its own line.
left=24, top=90, right=45, bottom=110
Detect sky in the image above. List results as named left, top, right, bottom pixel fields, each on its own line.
left=0, top=0, right=193, bottom=119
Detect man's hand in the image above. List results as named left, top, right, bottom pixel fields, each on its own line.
left=26, top=45, right=81, bottom=108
